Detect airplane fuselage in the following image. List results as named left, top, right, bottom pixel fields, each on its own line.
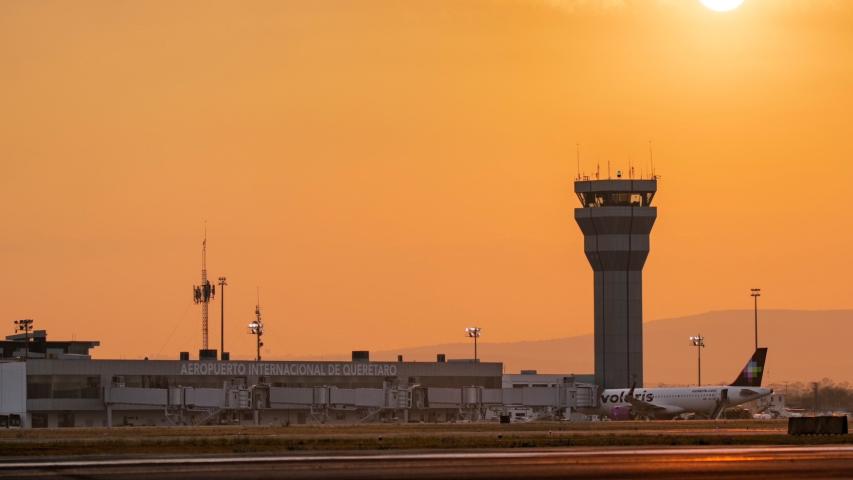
left=596, top=386, right=773, bottom=420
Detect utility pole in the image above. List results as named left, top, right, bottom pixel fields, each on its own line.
left=690, top=335, right=705, bottom=386
left=750, top=288, right=761, bottom=350
left=465, top=327, right=481, bottom=362
left=218, top=276, right=227, bottom=357
left=14, top=319, right=33, bottom=359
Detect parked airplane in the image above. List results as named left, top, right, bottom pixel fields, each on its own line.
left=594, top=348, right=771, bottom=420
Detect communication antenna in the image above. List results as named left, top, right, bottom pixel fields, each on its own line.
left=192, top=225, right=215, bottom=351
left=607, top=160, right=611, bottom=180
left=595, top=159, right=600, bottom=180
left=248, top=287, right=264, bottom=362
left=576, top=143, right=581, bottom=180
left=649, top=140, right=656, bottom=178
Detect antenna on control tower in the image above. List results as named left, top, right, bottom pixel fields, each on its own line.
left=649, top=140, right=656, bottom=178
left=193, top=224, right=215, bottom=351
left=576, top=143, right=581, bottom=180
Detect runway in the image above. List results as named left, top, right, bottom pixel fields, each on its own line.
left=2, top=445, right=853, bottom=479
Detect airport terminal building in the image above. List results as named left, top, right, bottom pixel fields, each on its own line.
left=0, top=333, right=597, bottom=428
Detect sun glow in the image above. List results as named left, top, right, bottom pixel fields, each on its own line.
left=700, top=0, right=744, bottom=12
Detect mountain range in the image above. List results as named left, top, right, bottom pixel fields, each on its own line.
left=301, top=310, right=852, bottom=386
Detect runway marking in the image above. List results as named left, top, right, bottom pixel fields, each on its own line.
left=2, top=445, right=852, bottom=469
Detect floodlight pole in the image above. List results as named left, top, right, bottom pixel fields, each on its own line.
left=23, top=321, right=30, bottom=360
left=14, top=319, right=33, bottom=360
left=750, top=288, right=761, bottom=350
left=697, top=341, right=701, bottom=387
left=465, top=327, right=481, bottom=362
left=690, top=335, right=705, bottom=387
left=218, top=276, right=227, bottom=357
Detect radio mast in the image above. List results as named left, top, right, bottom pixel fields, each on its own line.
left=248, top=289, right=264, bottom=362
left=193, top=228, right=215, bottom=350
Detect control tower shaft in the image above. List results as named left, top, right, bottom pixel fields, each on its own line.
left=574, top=179, right=657, bottom=389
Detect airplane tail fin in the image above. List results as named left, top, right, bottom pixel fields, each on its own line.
left=730, top=348, right=768, bottom=387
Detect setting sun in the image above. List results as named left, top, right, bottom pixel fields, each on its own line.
left=700, top=0, right=745, bottom=12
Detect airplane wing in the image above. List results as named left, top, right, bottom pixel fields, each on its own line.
left=623, top=386, right=671, bottom=418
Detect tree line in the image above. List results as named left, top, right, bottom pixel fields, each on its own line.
left=771, top=379, right=853, bottom=412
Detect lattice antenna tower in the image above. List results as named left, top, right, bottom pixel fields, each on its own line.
left=249, top=287, right=264, bottom=362
left=193, top=226, right=215, bottom=350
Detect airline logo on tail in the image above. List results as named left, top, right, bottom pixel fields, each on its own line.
left=730, top=348, right=768, bottom=387
left=744, top=361, right=763, bottom=382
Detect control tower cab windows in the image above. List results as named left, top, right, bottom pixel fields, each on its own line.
left=578, top=192, right=655, bottom=208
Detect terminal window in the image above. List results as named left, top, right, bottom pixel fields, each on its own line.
left=26, top=375, right=101, bottom=399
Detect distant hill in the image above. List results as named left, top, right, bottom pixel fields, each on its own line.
left=302, top=310, right=853, bottom=385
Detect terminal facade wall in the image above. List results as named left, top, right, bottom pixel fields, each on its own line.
left=0, top=363, right=26, bottom=427
left=3, top=360, right=597, bottom=427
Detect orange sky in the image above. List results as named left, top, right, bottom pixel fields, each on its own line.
left=1, top=0, right=851, bottom=361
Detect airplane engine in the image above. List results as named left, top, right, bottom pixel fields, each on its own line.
left=608, top=405, right=632, bottom=420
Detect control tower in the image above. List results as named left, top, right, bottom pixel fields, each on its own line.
left=574, top=177, right=657, bottom=389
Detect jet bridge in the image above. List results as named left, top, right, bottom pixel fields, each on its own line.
left=102, top=381, right=599, bottom=425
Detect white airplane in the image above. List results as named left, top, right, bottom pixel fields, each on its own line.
left=594, top=348, right=771, bottom=420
